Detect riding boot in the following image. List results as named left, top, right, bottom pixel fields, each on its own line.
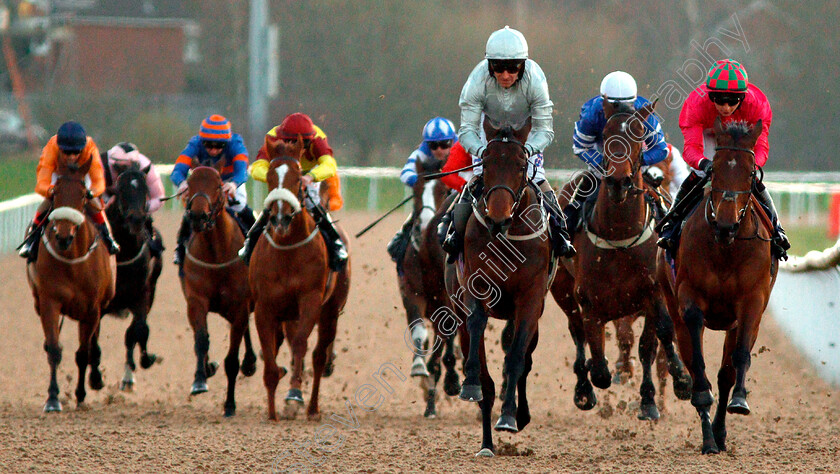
left=387, top=213, right=414, bottom=262
left=238, top=209, right=270, bottom=265
left=656, top=171, right=704, bottom=253
left=173, top=212, right=191, bottom=265
left=754, top=183, right=790, bottom=260
left=18, top=221, right=44, bottom=262
left=145, top=219, right=164, bottom=258
left=441, top=176, right=482, bottom=264
left=310, top=203, right=348, bottom=272
left=237, top=206, right=257, bottom=234
left=96, top=221, right=121, bottom=255
left=538, top=182, right=576, bottom=258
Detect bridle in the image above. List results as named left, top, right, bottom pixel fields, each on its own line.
left=478, top=135, right=530, bottom=213
left=601, top=112, right=645, bottom=197
left=706, top=145, right=758, bottom=232
left=186, top=184, right=224, bottom=230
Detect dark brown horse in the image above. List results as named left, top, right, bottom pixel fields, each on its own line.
left=551, top=100, right=690, bottom=421
left=453, top=120, right=551, bottom=456
left=102, top=163, right=163, bottom=391
left=398, top=160, right=460, bottom=418
left=656, top=118, right=777, bottom=454
left=179, top=166, right=257, bottom=417
left=250, top=156, right=350, bottom=421
left=26, top=159, right=115, bottom=412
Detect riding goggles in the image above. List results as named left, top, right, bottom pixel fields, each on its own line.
left=489, top=59, right=525, bottom=75
left=709, top=92, right=744, bottom=106
left=203, top=141, right=226, bottom=150
left=428, top=140, right=453, bottom=150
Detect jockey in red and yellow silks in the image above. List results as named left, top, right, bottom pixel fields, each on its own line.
left=18, top=121, right=120, bottom=260
left=238, top=113, right=348, bottom=271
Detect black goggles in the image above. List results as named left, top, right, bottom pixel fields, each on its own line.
left=709, top=93, right=744, bottom=106
left=428, top=140, right=453, bottom=150
left=203, top=141, right=226, bottom=150
left=489, top=60, right=525, bottom=74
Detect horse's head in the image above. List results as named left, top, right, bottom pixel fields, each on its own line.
left=49, top=161, right=92, bottom=251
left=481, top=118, right=531, bottom=236
left=185, top=166, right=224, bottom=233
left=601, top=100, right=656, bottom=203
left=113, top=162, right=151, bottom=235
left=265, top=156, right=305, bottom=236
left=709, top=117, right=761, bottom=244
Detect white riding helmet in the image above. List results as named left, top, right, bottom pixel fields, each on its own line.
left=485, top=26, right=528, bottom=60
left=600, top=71, right=637, bottom=102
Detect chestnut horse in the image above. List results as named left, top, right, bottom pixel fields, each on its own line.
left=102, top=164, right=163, bottom=391
left=179, top=166, right=257, bottom=417
left=398, top=160, right=460, bottom=418
left=656, top=118, right=777, bottom=454
left=454, top=120, right=551, bottom=456
left=551, top=100, right=690, bottom=421
left=250, top=157, right=350, bottom=421
left=26, top=160, right=115, bottom=412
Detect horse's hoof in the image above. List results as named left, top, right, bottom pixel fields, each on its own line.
left=140, top=353, right=157, bottom=369
left=43, top=399, right=62, bottom=413
left=727, top=396, right=750, bottom=415
left=89, top=372, right=104, bottom=391
left=672, top=373, right=693, bottom=400
left=307, top=412, right=322, bottom=422
left=323, top=359, right=335, bottom=378
left=410, top=358, right=430, bottom=377
left=638, top=403, right=660, bottom=421
left=701, top=441, right=720, bottom=455
left=285, top=388, right=304, bottom=404
left=443, top=371, right=461, bottom=397
left=190, top=382, right=208, bottom=395
left=494, top=414, right=518, bottom=433
left=475, top=448, right=495, bottom=457
left=459, top=384, right=483, bottom=402
left=206, top=362, right=219, bottom=378
left=241, top=355, right=257, bottom=377
left=423, top=410, right=437, bottom=419
left=574, top=381, right=597, bottom=411
left=119, top=380, right=134, bottom=392
left=224, top=406, right=236, bottom=418
left=691, top=390, right=715, bottom=409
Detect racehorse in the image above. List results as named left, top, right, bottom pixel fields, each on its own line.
left=453, top=120, right=551, bottom=456
left=250, top=156, right=350, bottom=421
left=26, top=159, right=115, bottom=412
left=398, top=159, right=460, bottom=418
left=178, top=166, right=257, bottom=417
left=656, top=118, right=777, bottom=454
left=551, top=100, right=690, bottom=420
left=102, top=163, right=163, bottom=391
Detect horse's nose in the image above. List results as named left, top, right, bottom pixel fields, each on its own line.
left=280, top=214, right=293, bottom=229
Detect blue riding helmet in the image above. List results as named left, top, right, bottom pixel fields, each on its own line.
left=422, top=117, right=457, bottom=142
left=57, top=121, right=87, bottom=153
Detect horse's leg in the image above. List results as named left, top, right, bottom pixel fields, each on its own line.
left=255, top=302, right=286, bottom=421
left=713, top=328, right=738, bottom=452
left=683, top=305, right=718, bottom=454
left=187, top=300, right=212, bottom=395
left=284, top=292, right=320, bottom=419
left=74, top=318, right=97, bottom=406
left=307, top=309, right=339, bottom=421
left=136, top=291, right=158, bottom=370
left=402, top=293, right=429, bottom=378
left=476, top=334, right=496, bottom=456
left=653, top=299, right=692, bottom=400
left=581, top=307, right=611, bottom=390
left=87, top=323, right=104, bottom=391
left=441, top=330, right=461, bottom=397
left=728, top=305, right=763, bottom=417
left=613, top=317, right=635, bottom=384
left=240, top=323, right=258, bottom=377
left=423, top=323, right=445, bottom=418
left=121, top=310, right=139, bottom=391
left=515, top=325, right=539, bottom=431
left=40, top=300, right=63, bottom=412
left=566, top=304, right=595, bottom=410
left=222, top=307, right=249, bottom=417
left=459, top=301, right=487, bottom=402
left=499, top=319, right=514, bottom=401
left=497, top=304, right=540, bottom=433
left=637, top=316, right=660, bottom=420
left=656, top=347, right=669, bottom=409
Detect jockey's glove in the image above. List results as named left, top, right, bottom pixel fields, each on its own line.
left=699, top=158, right=713, bottom=174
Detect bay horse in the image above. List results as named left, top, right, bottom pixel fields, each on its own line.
left=552, top=100, right=690, bottom=421
left=249, top=156, right=350, bottom=421
left=179, top=166, right=257, bottom=417
left=398, top=159, right=460, bottom=418
left=454, top=120, right=551, bottom=456
left=656, top=118, right=777, bottom=454
left=102, top=163, right=163, bottom=391
left=26, top=159, right=115, bottom=412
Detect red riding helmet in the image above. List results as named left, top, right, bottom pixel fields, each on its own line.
left=278, top=113, right=316, bottom=140
left=704, top=59, right=748, bottom=93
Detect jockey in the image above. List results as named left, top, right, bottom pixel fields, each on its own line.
left=238, top=112, right=349, bottom=271
left=18, top=121, right=120, bottom=261
left=386, top=117, right=469, bottom=263
left=101, top=142, right=166, bottom=257
left=566, top=70, right=669, bottom=231
left=440, top=25, right=575, bottom=262
left=656, top=59, right=790, bottom=260
left=170, top=114, right=255, bottom=266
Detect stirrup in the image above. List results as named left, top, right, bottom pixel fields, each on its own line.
left=173, top=245, right=185, bottom=265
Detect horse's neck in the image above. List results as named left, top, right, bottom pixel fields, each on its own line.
left=194, top=212, right=239, bottom=257
left=591, top=179, right=648, bottom=238
left=509, top=187, right=542, bottom=232
left=271, top=209, right=317, bottom=244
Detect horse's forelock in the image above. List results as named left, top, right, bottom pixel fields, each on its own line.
left=722, top=120, right=753, bottom=143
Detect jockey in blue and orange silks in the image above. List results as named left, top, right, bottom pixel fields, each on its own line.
left=170, top=114, right=255, bottom=266
left=563, top=71, right=669, bottom=232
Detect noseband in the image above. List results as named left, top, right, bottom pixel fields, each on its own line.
left=706, top=145, right=757, bottom=229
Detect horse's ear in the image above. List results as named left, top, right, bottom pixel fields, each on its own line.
left=482, top=115, right=499, bottom=141
left=603, top=99, right=616, bottom=118
left=749, top=119, right=763, bottom=143
left=637, top=99, right=657, bottom=122
left=515, top=117, right=532, bottom=143
left=141, top=163, right=152, bottom=175
left=713, top=116, right=724, bottom=137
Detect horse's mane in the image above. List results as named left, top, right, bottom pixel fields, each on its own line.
left=497, top=125, right=516, bottom=141
left=721, top=120, right=753, bottom=142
